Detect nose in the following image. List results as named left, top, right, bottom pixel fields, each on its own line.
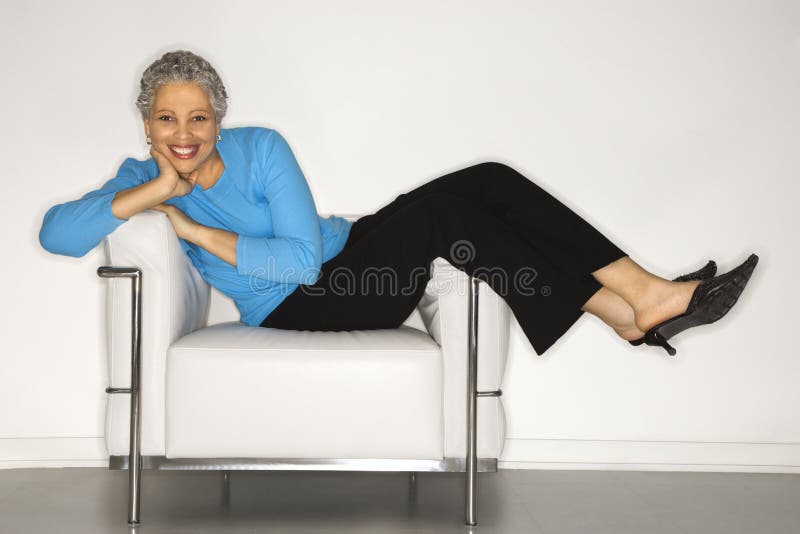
left=173, top=119, right=195, bottom=141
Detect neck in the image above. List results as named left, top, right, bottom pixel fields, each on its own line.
left=180, top=148, right=224, bottom=185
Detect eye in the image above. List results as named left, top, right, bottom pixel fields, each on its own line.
left=156, top=115, right=206, bottom=122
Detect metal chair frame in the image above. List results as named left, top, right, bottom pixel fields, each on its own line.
left=98, top=266, right=502, bottom=527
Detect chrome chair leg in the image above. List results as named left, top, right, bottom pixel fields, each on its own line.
left=464, top=276, right=505, bottom=527
left=98, top=266, right=143, bottom=526
left=465, top=276, right=479, bottom=526
left=222, top=470, right=232, bottom=508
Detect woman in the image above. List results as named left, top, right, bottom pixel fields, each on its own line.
left=38, top=50, right=759, bottom=357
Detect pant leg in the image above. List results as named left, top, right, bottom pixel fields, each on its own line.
left=260, top=191, right=625, bottom=356
left=347, top=161, right=627, bottom=279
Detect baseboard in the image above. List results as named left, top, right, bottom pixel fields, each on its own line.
left=3, top=437, right=800, bottom=473
left=498, top=438, right=800, bottom=473
left=0, top=437, right=108, bottom=469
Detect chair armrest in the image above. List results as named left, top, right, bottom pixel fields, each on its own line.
left=101, top=210, right=210, bottom=456
left=417, top=258, right=511, bottom=458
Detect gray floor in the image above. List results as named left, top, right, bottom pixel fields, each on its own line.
left=1, top=468, right=799, bottom=533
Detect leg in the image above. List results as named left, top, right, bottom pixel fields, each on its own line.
left=348, top=161, right=627, bottom=280
left=262, top=192, right=626, bottom=356
left=343, top=161, right=695, bottom=340
left=344, top=161, right=638, bottom=341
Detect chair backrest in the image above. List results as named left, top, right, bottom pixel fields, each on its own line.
left=102, top=211, right=210, bottom=455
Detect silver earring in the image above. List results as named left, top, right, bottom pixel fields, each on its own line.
left=145, top=136, right=152, bottom=145
left=216, top=133, right=222, bottom=141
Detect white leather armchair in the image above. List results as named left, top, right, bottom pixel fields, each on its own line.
left=98, top=210, right=511, bottom=527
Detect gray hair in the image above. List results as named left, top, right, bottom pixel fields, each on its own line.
left=136, top=50, right=229, bottom=125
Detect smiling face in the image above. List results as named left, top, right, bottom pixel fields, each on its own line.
left=143, top=81, right=221, bottom=179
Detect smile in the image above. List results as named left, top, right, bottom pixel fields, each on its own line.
left=169, top=145, right=199, bottom=159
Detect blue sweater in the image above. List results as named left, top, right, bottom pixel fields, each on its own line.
left=39, top=126, right=354, bottom=326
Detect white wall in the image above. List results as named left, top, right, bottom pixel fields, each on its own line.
left=2, top=0, right=798, bottom=471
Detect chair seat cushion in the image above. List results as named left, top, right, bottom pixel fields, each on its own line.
left=165, top=322, right=444, bottom=459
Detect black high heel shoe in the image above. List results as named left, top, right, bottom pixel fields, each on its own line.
left=639, top=254, right=759, bottom=356
left=628, top=260, right=718, bottom=347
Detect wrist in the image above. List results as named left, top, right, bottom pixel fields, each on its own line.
left=152, top=176, right=175, bottom=203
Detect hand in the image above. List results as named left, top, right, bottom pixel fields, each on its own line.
left=150, top=146, right=198, bottom=199
left=150, top=203, right=199, bottom=241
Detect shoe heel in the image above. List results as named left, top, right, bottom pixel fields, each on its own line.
left=644, top=329, right=677, bottom=356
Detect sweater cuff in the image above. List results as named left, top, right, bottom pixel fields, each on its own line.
left=236, top=234, right=320, bottom=285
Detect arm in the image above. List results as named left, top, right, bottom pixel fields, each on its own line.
left=147, top=202, right=238, bottom=266
left=194, top=225, right=237, bottom=266
left=38, top=158, right=160, bottom=257
left=235, top=129, right=323, bottom=285
left=111, top=179, right=171, bottom=220
left=40, top=145, right=199, bottom=257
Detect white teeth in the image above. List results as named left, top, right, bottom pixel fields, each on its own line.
left=171, top=146, right=197, bottom=154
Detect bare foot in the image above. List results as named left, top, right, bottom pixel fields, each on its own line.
left=634, top=279, right=701, bottom=333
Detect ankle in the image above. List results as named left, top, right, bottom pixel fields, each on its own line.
left=634, top=280, right=700, bottom=332
left=628, top=276, right=669, bottom=316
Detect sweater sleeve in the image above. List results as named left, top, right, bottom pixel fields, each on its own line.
left=235, top=129, right=323, bottom=286
left=38, top=157, right=145, bottom=257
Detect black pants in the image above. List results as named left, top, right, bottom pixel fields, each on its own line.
left=259, top=161, right=628, bottom=355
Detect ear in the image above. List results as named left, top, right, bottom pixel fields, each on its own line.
left=143, top=118, right=150, bottom=138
